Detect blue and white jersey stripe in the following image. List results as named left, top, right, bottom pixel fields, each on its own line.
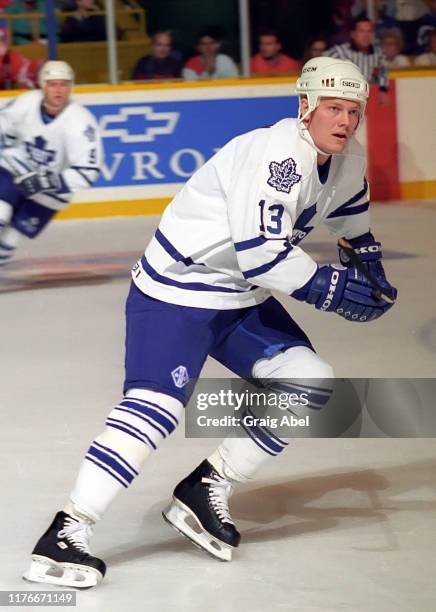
left=133, top=227, right=270, bottom=310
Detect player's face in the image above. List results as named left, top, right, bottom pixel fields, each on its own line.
left=44, top=79, right=72, bottom=114
left=306, top=98, right=361, bottom=154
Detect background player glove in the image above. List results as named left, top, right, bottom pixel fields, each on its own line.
left=338, top=231, right=397, bottom=303
left=15, top=169, right=60, bottom=197
left=292, top=264, right=395, bottom=322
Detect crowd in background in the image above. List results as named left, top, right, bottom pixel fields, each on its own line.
left=0, top=0, right=435, bottom=90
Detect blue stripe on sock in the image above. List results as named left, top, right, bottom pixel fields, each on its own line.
left=272, top=383, right=332, bottom=408
left=0, top=241, right=15, bottom=251
left=114, top=406, right=168, bottom=439
left=125, top=398, right=180, bottom=426
left=93, top=440, right=139, bottom=476
left=246, top=408, right=289, bottom=447
left=106, top=417, right=156, bottom=450
left=106, top=422, right=148, bottom=447
left=120, top=400, right=176, bottom=434
left=88, top=445, right=135, bottom=484
left=241, top=422, right=277, bottom=456
left=244, top=421, right=284, bottom=454
left=85, top=456, right=128, bottom=488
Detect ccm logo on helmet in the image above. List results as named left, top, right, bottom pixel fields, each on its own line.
left=341, top=80, right=360, bottom=88
left=302, top=66, right=317, bottom=73
left=321, top=271, right=340, bottom=311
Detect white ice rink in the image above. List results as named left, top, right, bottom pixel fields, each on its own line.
left=1, top=201, right=435, bottom=611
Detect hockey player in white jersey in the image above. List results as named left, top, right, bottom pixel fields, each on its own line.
left=24, top=57, right=397, bottom=587
left=0, top=60, right=102, bottom=265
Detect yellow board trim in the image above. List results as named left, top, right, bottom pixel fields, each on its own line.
left=55, top=198, right=171, bottom=219
left=56, top=182, right=436, bottom=221
left=1, top=68, right=434, bottom=100
left=400, top=181, right=436, bottom=200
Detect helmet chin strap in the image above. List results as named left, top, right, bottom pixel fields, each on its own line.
left=297, top=104, right=359, bottom=158
left=297, top=113, right=333, bottom=157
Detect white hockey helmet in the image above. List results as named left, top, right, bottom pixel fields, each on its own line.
left=38, top=61, right=75, bottom=88
left=295, top=56, right=369, bottom=123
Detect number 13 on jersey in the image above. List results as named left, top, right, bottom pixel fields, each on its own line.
left=259, top=200, right=285, bottom=236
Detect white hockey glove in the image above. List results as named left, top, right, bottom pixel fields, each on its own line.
left=15, top=168, right=60, bottom=197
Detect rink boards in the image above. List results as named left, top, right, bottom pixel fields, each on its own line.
left=0, top=72, right=435, bottom=218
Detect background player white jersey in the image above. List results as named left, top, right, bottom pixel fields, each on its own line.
left=135, top=117, right=369, bottom=309
left=0, top=61, right=102, bottom=265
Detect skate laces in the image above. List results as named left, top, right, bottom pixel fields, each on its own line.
left=58, top=517, right=93, bottom=554
left=202, top=476, right=235, bottom=524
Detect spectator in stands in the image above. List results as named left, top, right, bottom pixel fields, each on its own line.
left=250, top=29, right=300, bottom=76
left=325, top=17, right=389, bottom=102
left=61, top=0, right=106, bottom=43
left=415, top=0, right=436, bottom=53
left=0, top=28, right=38, bottom=88
left=414, top=28, right=436, bottom=66
left=329, top=0, right=354, bottom=46
left=132, top=31, right=182, bottom=80
left=0, top=1, right=13, bottom=45
left=5, top=0, right=47, bottom=44
left=301, top=36, right=329, bottom=66
left=380, top=28, right=410, bottom=68
left=356, top=0, right=401, bottom=40
left=182, top=27, right=238, bottom=81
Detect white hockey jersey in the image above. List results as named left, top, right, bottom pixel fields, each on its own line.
left=0, top=90, right=102, bottom=210
left=133, top=118, right=370, bottom=309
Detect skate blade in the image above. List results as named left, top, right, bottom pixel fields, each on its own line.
left=23, top=556, right=102, bottom=589
left=162, top=499, right=233, bottom=562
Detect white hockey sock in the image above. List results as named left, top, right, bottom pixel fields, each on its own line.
left=67, top=389, right=183, bottom=521
left=215, top=433, right=290, bottom=482
left=207, top=448, right=249, bottom=483
left=0, top=199, right=12, bottom=226
left=0, top=226, right=20, bottom=265
left=212, top=347, right=334, bottom=481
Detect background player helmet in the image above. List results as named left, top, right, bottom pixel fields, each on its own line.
left=295, top=57, right=369, bottom=124
left=38, top=61, right=75, bottom=88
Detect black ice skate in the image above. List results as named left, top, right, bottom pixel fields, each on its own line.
left=162, top=460, right=241, bottom=561
left=23, top=511, right=106, bottom=588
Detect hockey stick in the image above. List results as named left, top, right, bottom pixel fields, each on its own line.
left=339, top=242, right=396, bottom=305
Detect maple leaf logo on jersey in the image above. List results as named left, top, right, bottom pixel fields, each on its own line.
left=267, top=157, right=302, bottom=194
left=84, top=125, right=96, bottom=142
left=25, top=136, right=56, bottom=166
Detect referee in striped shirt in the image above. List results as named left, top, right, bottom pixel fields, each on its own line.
left=325, top=17, right=389, bottom=103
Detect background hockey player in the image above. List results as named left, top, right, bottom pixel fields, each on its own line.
left=24, top=57, right=397, bottom=588
left=0, top=60, right=102, bottom=265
